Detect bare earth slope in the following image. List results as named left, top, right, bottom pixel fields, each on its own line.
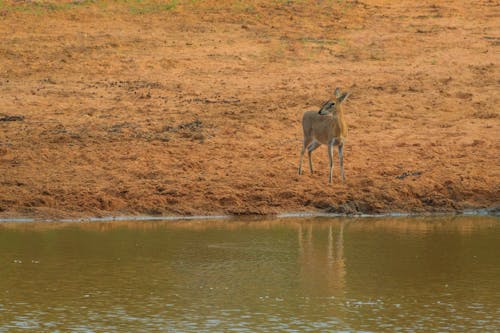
left=0, top=0, right=499, bottom=219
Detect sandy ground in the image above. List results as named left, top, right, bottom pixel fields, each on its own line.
left=0, top=0, right=499, bottom=219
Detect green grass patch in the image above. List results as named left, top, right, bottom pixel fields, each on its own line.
left=300, top=37, right=343, bottom=45
left=0, top=0, right=96, bottom=14
left=0, top=0, right=178, bottom=15
left=127, top=0, right=178, bottom=14
left=232, top=0, right=256, bottom=14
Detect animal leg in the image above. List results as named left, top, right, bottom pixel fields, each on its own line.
left=298, top=137, right=313, bottom=175
left=339, top=143, right=345, bottom=183
left=307, top=141, right=321, bottom=174
left=328, top=142, right=334, bottom=184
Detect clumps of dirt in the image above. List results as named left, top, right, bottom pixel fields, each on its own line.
left=325, top=200, right=378, bottom=215
left=0, top=114, right=24, bottom=122
left=191, top=97, right=240, bottom=104
left=108, top=80, right=163, bottom=90
left=483, top=36, right=500, bottom=46
left=418, top=196, right=458, bottom=210
left=83, top=80, right=165, bottom=101
left=488, top=207, right=500, bottom=215
left=163, top=119, right=206, bottom=142
left=169, top=119, right=203, bottom=131
left=39, top=124, right=83, bottom=143
left=307, top=198, right=378, bottom=215
left=106, top=122, right=137, bottom=134
left=40, top=77, right=56, bottom=85
left=396, top=171, right=423, bottom=180
left=472, top=111, right=497, bottom=119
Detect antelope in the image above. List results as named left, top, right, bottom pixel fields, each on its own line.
left=298, top=88, right=350, bottom=184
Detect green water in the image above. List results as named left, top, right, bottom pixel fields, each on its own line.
left=0, top=217, right=499, bottom=332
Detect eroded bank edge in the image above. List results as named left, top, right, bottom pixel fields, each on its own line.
left=0, top=208, right=498, bottom=223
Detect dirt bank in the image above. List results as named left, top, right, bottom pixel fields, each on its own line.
left=0, top=0, right=498, bottom=219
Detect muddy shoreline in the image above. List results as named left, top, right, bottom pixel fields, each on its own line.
left=1, top=207, right=498, bottom=224
left=0, top=1, right=498, bottom=220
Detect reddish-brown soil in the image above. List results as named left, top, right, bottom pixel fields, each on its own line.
left=0, top=0, right=499, bottom=219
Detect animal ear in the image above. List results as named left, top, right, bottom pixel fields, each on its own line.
left=334, top=87, right=342, bottom=98
left=338, top=92, right=350, bottom=103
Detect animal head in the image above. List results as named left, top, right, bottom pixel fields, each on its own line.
left=318, top=88, right=350, bottom=115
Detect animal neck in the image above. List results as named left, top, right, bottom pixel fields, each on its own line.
left=335, top=106, right=347, bottom=139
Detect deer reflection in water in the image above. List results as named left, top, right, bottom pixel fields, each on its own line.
left=298, top=221, right=346, bottom=298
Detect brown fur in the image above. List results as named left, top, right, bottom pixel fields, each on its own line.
left=298, top=88, right=350, bottom=184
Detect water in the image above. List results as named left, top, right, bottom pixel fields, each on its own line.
left=0, top=216, right=499, bottom=332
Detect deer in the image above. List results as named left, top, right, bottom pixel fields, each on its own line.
left=298, top=88, right=350, bottom=184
